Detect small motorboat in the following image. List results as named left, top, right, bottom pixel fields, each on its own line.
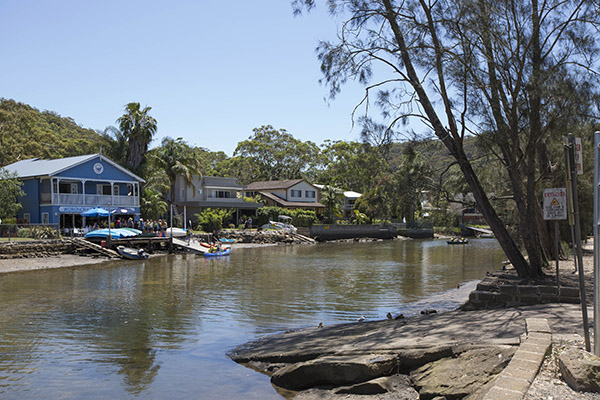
left=117, top=245, right=149, bottom=260
left=447, top=237, right=469, bottom=244
left=203, top=248, right=231, bottom=257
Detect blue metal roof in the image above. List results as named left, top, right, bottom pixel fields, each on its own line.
left=2, top=154, right=144, bottom=182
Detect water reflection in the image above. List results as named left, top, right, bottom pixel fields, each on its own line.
left=0, top=239, right=504, bottom=399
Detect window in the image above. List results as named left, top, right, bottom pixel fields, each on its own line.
left=113, top=184, right=120, bottom=196
left=215, top=190, right=231, bottom=198
left=70, top=183, right=78, bottom=194
left=197, top=189, right=203, bottom=196
left=42, top=212, right=49, bottom=224
left=23, top=213, right=31, bottom=223
left=181, top=188, right=185, bottom=200
left=291, top=189, right=302, bottom=197
left=97, top=184, right=111, bottom=195
left=305, top=190, right=316, bottom=198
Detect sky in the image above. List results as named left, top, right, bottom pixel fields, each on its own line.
left=1, top=1, right=372, bottom=156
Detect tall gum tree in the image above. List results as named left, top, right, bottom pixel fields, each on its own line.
left=293, top=0, right=600, bottom=280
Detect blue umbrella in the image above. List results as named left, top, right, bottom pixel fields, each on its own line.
left=81, top=207, right=110, bottom=217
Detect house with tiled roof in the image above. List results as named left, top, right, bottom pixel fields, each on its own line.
left=173, top=175, right=262, bottom=223
left=2, top=154, right=144, bottom=227
left=245, top=179, right=324, bottom=212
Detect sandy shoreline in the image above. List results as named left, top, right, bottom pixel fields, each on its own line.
left=0, top=254, right=116, bottom=274
left=0, top=241, right=284, bottom=274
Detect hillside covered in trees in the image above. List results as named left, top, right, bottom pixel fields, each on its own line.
left=0, top=99, right=112, bottom=166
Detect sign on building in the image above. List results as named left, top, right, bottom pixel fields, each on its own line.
left=543, top=188, right=567, bottom=220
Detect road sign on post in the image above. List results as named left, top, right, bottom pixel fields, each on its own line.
left=543, top=188, right=567, bottom=221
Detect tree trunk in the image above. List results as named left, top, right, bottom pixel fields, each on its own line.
left=382, top=0, right=540, bottom=279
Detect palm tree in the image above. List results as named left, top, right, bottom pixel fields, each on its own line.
left=117, top=102, right=157, bottom=173
left=151, top=137, right=201, bottom=207
left=320, top=185, right=344, bottom=224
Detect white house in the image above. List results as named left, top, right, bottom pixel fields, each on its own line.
left=245, top=179, right=324, bottom=212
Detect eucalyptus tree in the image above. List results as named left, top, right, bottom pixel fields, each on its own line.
left=317, top=140, right=383, bottom=193
left=117, top=102, right=157, bottom=174
left=234, top=125, right=321, bottom=181
left=293, top=0, right=600, bottom=280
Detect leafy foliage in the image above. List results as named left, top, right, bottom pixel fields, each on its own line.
left=149, top=137, right=201, bottom=205
left=0, top=169, right=24, bottom=220
left=117, top=102, right=157, bottom=174
left=256, top=206, right=317, bottom=227
left=233, top=125, right=321, bottom=183
left=320, top=185, right=344, bottom=223
left=195, top=208, right=234, bottom=232
left=17, top=226, right=59, bottom=239
left=0, top=99, right=112, bottom=165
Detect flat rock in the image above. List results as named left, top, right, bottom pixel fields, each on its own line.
left=270, top=353, right=398, bottom=390
left=229, top=304, right=583, bottom=365
left=410, top=346, right=516, bottom=399
left=559, top=347, right=600, bottom=392
left=293, top=375, right=419, bottom=399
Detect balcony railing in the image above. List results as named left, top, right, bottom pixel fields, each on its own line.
left=44, top=193, right=139, bottom=207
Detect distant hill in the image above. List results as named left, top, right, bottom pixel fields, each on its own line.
left=0, top=98, right=111, bottom=166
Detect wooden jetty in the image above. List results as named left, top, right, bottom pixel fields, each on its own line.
left=171, top=238, right=209, bottom=254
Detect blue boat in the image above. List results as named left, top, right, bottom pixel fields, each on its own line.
left=84, top=228, right=141, bottom=239
left=204, top=248, right=231, bottom=257
left=219, top=238, right=235, bottom=243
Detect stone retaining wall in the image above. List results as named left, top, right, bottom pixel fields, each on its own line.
left=0, top=239, right=75, bottom=259
left=463, top=271, right=580, bottom=310
left=309, top=224, right=397, bottom=241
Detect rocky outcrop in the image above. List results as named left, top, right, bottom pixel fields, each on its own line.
left=410, top=346, right=516, bottom=399
left=294, top=375, right=419, bottom=399
left=271, top=353, right=399, bottom=390
left=219, top=230, right=315, bottom=245
left=559, top=348, right=600, bottom=392
left=232, top=305, right=584, bottom=399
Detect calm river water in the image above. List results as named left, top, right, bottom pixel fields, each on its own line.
left=0, top=238, right=504, bottom=399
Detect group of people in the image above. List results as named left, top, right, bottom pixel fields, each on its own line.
left=86, top=216, right=170, bottom=237
left=138, top=219, right=168, bottom=236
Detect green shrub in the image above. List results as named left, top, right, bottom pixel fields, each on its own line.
left=194, top=208, right=234, bottom=232
left=18, top=226, right=59, bottom=239
left=256, top=207, right=317, bottom=227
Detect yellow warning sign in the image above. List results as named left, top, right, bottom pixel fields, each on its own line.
left=550, top=198, right=560, bottom=206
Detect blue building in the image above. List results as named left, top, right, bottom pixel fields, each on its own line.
left=2, top=154, right=144, bottom=228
